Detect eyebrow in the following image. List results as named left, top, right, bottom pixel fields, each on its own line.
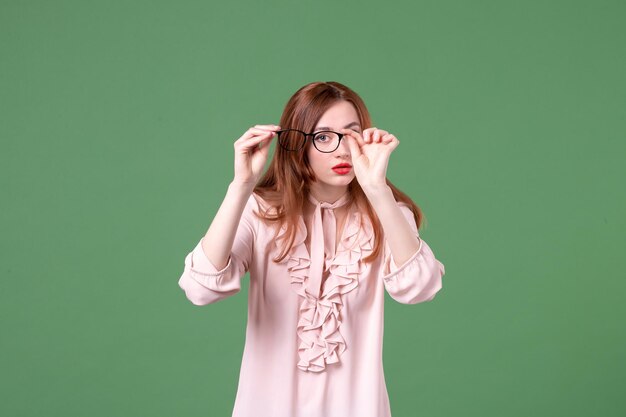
left=314, top=121, right=361, bottom=132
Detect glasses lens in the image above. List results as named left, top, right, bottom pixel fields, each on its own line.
left=278, top=130, right=306, bottom=151
left=313, top=131, right=340, bottom=152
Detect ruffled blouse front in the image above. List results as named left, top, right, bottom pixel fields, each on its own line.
left=178, top=192, right=446, bottom=417
left=275, top=191, right=374, bottom=372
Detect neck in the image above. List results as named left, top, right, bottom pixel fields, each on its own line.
left=308, top=183, right=349, bottom=204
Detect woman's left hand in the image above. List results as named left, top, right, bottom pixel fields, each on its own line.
left=342, top=127, right=400, bottom=188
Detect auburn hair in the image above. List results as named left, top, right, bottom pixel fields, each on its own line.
left=252, top=81, right=424, bottom=264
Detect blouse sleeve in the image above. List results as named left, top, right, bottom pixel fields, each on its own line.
left=381, top=203, right=446, bottom=304
left=177, top=194, right=258, bottom=306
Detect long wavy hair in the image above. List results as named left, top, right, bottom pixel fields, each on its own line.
left=252, top=81, right=424, bottom=264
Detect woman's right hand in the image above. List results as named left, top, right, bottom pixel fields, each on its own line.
left=232, top=124, right=281, bottom=187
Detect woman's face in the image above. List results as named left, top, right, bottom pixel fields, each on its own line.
left=306, top=100, right=361, bottom=201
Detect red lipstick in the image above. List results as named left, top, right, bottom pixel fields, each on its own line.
left=332, top=163, right=352, bottom=175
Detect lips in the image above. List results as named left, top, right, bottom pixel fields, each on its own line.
left=332, top=164, right=352, bottom=175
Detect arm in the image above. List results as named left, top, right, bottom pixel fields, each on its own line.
left=363, top=185, right=421, bottom=267
left=178, top=181, right=257, bottom=306
left=363, top=184, right=446, bottom=304
left=202, top=181, right=255, bottom=270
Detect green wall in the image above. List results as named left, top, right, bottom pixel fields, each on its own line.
left=1, top=0, right=624, bottom=416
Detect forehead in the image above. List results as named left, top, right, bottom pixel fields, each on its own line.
left=314, top=100, right=360, bottom=129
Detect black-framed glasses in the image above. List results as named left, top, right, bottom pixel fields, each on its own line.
left=276, top=128, right=345, bottom=153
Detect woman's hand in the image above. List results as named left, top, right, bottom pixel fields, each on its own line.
left=342, top=127, right=400, bottom=188
left=232, top=124, right=281, bottom=187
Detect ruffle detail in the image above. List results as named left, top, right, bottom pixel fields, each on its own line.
left=275, top=211, right=374, bottom=372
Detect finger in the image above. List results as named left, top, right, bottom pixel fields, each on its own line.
left=248, top=127, right=277, bottom=135
left=236, top=131, right=275, bottom=149
left=257, top=135, right=274, bottom=153
left=252, top=126, right=281, bottom=135
left=385, top=136, right=400, bottom=150
left=249, top=125, right=281, bottom=136
left=352, top=128, right=367, bottom=147
left=363, top=127, right=377, bottom=143
left=239, top=128, right=278, bottom=141
left=342, top=128, right=366, bottom=148
left=376, top=129, right=390, bottom=143
left=345, top=133, right=362, bottom=158
left=382, top=133, right=394, bottom=144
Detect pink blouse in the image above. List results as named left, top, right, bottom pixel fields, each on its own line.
left=178, top=191, right=446, bottom=417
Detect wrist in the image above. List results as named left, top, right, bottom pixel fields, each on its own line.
left=229, top=180, right=256, bottom=195
left=361, top=183, right=393, bottom=207
left=361, top=183, right=392, bottom=196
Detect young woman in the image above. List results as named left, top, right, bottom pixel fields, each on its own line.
left=178, top=81, right=446, bottom=417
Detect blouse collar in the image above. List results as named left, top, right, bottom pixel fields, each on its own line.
left=305, top=190, right=352, bottom=299
left=306, top=190, right=352, bottom=210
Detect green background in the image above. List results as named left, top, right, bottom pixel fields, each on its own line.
left=1, top=0, right=624, bottom=416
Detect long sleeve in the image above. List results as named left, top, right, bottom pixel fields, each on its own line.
left=178, top=194, right=258, bottom=306
left=381, top=203, right=445, bottom=304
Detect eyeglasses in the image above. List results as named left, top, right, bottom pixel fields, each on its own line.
left=276, top=129, right=346, bottom=153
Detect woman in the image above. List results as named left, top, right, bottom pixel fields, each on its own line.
left=178, top=81, right=446, bottom=417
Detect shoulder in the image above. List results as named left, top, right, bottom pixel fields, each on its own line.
left=248, top=192, right=272, bottom=215
left=348, top=199, right=412, bottom=222
left=354, top=199, right=413, bottom=219
left=243, top=192, right=280, bottom=229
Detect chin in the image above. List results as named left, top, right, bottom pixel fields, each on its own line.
left=334, top=175, right=355, bottom=185
left=314, top=171, right=356, bottom=188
